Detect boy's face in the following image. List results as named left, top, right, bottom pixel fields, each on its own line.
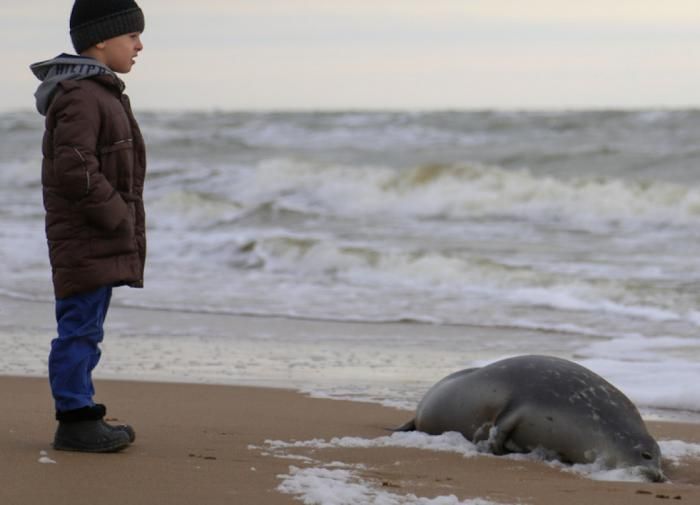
left=97, top=32, right=144, bottom=73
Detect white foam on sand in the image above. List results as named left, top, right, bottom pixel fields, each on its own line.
left=559, top=464, right=653, bottom=482
left=38, top=450, right=56, bottom=464
left=257, top=435, right=504, bottom=504
left=659, top=440, right=700, bottom=466
left=262, top=431, right=479, bottom=458
left=260, top=431, right=692, bottom=484
left=277, top=464, right=505, bottom=505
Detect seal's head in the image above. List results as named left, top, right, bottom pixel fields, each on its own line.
left=633, top=440, right=665, bottom=483
left=599, top=432, right=665, bottom=482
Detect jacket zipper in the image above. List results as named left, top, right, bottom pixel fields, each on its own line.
left=72, top=147, right=89, bottom=196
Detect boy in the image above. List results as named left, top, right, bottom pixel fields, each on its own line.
left=30, top=0, right=147, bottom=453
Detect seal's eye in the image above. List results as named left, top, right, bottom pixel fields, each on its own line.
left=641, top=451, right=653, bottom=460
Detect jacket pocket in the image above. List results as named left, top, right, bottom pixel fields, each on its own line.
left=98, top=138, right=135, bottom=191
left=99, top=138, right=133, bottom=155
left=71, top=146, right=90, bottom=196
left=88, top=199, right=138, bottom=259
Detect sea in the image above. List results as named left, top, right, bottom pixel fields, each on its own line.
left=1, top=109, right=700, bottom=419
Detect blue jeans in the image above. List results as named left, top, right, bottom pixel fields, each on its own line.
left=49, top=286, right=113, bottom=413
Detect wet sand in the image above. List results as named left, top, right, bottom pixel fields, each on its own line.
left=1, top=376, right=698, bottom=505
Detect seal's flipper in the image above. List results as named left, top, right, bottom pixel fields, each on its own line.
left=391, top=419, right=416, bottom=432
left=489, top=406, right=521, bottom=455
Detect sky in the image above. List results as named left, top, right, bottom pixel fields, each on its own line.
left=4, top=1, right=700, bottom=111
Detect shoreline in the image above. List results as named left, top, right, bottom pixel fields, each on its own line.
left=2, top=376, right=698, bottom=505
left=3, top=294, right=699, bottom=422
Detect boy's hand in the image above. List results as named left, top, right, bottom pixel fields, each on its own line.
left=115, top=216, right=135, bottom=236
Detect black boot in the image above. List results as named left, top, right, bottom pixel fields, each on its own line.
left=103, top=420, right=136, bottom=443
left=54, top=404, right=131, bottom=453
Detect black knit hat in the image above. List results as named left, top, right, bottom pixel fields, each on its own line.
left=70, top=0, right=145, bottom=54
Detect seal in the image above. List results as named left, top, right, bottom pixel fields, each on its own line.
left=397, top=355, right=664, bottom=481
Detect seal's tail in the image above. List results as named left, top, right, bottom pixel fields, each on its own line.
left=390, top=418, right=416, bottom=432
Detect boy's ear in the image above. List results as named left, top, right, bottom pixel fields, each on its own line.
left=95, top=41, right=106, bottom=49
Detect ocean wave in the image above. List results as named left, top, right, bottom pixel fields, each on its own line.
left=246, top=159, right=700, bottom=228
left=136, top=221, right=700, bottom=333
left=147, top=159, right=700, bottom=231
left=5, top=110, right=700, bottom=340
left=140, top=111, right=488, bottom=153
left=0, top=112, right=43, bottom=134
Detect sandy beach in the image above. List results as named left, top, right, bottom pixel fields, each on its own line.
left=1, top=376, right=698, bottom=505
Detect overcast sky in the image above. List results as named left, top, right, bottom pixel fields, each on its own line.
left=5, top=1, right=700, bottom=111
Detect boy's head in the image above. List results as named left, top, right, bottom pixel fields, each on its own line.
left=70, top=0, right=144, bottom=54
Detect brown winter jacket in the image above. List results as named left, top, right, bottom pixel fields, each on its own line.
left=40, top=74, right=146, bottom=299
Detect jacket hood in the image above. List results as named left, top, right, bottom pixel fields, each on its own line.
left=30, top=54, right=124, bottom=115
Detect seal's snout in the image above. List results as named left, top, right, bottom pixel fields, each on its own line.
left=647, top=468, right=667, bottom=483
left=637, top=463, right=665, bottom=483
